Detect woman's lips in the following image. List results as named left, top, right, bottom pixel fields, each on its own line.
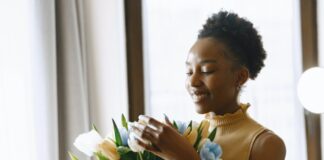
left=191, top=93, right=209, bottom=103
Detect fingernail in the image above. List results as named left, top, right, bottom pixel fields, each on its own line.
left=133, top=122, right=141, bottom=128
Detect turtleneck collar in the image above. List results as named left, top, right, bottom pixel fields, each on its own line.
left=205, top=103, right=250, bottom=126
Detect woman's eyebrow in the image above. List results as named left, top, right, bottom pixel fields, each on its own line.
left=199, top=59, right=217, bottom=64
left=185, top=60, right=217, bottom=65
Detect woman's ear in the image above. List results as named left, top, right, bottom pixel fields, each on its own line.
left=236, top=67, right=249, bottom=87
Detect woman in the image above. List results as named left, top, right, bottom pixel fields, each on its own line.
left=131, top=11, right=286, bottom=160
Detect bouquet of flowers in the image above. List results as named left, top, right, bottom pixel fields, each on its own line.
left=69, top=114, right=222, bottom=160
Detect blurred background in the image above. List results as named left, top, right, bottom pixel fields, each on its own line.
left=0, top=0, right=323, bottom=159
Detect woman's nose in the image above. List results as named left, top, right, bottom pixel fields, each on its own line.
left=189, top=72, right=203, bottom=87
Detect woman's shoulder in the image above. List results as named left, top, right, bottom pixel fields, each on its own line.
left=250, top=130, right=286, bottom=160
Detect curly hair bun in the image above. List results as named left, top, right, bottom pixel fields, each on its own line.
left=198, top=11, right=266, bottom=80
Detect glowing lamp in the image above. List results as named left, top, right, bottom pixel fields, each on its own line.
left=297, top=67, right=324, bottom=113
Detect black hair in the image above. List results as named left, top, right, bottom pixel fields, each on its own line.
left=198, top=11, right=266, bottom=80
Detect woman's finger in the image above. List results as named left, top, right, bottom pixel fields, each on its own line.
left=138, top=115, right=163, bottom=130
left=163, top=113, right=173, bottom=126
left=134, top=137, right=160, bottom=152
left=131, top=122, right=158, bottom=142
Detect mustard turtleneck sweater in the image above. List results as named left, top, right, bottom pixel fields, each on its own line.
left=206, top=104, right=266, bottom=160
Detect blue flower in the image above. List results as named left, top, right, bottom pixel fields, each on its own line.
left=200, top=139, right=222, bottom=160
left=119, top=127, right=129, bottom=146
left=175, top=121, right=188, bottom=134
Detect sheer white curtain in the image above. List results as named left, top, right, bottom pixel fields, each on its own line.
left=0, top=1, right=58, bottom=160
left=0, top=1, right=36, bottom=159
left=142, top=0, right=306, bottom=160
left=56, top=0, right=129, bottom=158
left=31, top=1, right=58, bottom=160
left=0, top=0, right=128, bottom=160
left=83, top=0, right=129, bottom=134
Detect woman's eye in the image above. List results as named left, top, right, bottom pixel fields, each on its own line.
left=186, top=71, right=193, bottom=76
left=201, top=70, right=214, bottom=75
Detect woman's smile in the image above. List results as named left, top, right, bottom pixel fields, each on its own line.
left=190, top=91, right=210, bottom=103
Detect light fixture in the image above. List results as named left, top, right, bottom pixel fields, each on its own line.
left=297, top=67, right=324, bottom=113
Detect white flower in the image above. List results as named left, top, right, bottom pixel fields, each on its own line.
left=128, top=121, right=151, bottom=152
left=128, top=132, right=145, bottom=152
left=73, top=129, right=103, bottom=156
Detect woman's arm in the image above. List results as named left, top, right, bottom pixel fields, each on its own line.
left=250, top=131, right=286, bottom=160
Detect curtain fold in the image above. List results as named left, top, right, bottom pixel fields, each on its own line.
left=55, top=0, right=90, bottom=159
left=31, top=1, right=58, bottom=160
left=1, top=0, right=128, bottom=159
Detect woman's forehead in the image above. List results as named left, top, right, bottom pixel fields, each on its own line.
left=187, top=38, right=228, bottom=64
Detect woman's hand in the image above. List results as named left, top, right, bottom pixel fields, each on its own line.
left=130, top=115, right=200, bottom=160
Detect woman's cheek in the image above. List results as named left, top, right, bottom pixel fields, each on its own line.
left=185, top=78, right=191, bottom=92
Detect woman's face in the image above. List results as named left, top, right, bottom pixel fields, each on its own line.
left=185, top=38, right=240, bottom=114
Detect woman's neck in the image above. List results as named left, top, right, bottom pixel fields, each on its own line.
left=213, top=101, right=240, bottom=116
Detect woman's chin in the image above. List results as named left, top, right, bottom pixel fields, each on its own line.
left=194, top=104, right=210, bottom=114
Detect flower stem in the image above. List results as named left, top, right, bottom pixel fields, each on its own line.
left=138, top=152, right=144, bottom=160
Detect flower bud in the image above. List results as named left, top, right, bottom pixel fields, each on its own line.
left=200, top=120, right=210, bottom=139
left=97, top=138, right=120, bottom=160
left=183, top=128, right=198, bottom=145
left=199, top=139, right=222, bottom=160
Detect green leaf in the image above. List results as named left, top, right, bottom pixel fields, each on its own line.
left=193, top=134, right=202, bottom=150
left=121, top=154, right=137, bottom=160
left=122, top=114, right=128, bottom=130
left=68, top=152, right=79, bottom=160
left=117, top=147, right=137, bottom=160
left=208, top=127, right=217, bottom=141
left=187, top=121, right=192, bottom=128
left=172, top=120, right=178, bottom=130
left=95, top=152, right=109, bottom=160
left=193, top=121, right=204, bottom=149
left=92, top=124, right=99, bottom=132
left=112, top=119, right=123, bottom=146
left=197, top=121, right=203, bottom=132
left=117, top=146, right=132, bottom=155
left=142, top=151, right=163, bottom=160
left=187, top=120, right=193, bottom=132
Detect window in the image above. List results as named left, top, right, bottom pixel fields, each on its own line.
left=318, top=0, right=324, bottom=156
left=142, top=0, right=306, bottom=159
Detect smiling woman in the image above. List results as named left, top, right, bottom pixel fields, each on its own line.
left=143, top=0, right=305, bottom=159
left=185, top=12, right=285, bottom=159
left=131, top=11, right=286, bottom=160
